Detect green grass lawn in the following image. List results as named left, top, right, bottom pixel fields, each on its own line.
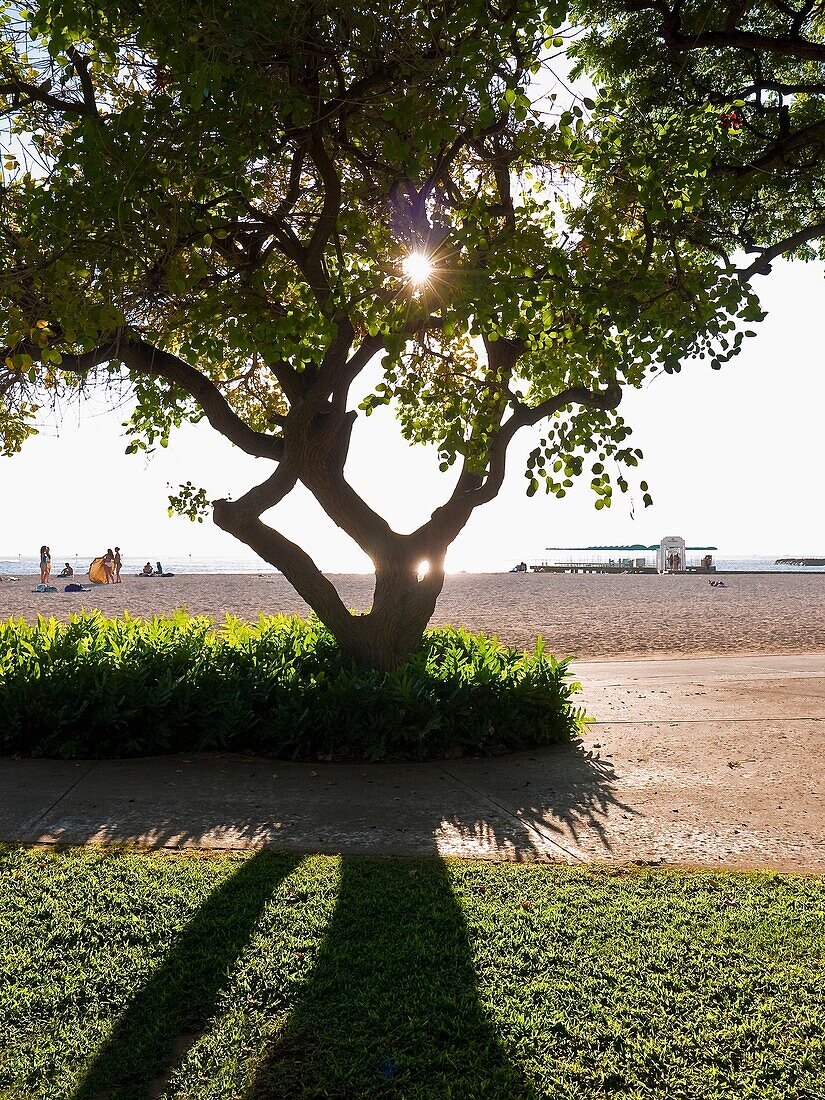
left=1, top=848, right=822, bottom=1099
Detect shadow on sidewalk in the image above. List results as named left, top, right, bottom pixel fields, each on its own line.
left=71, top=850, right=300, bottom=1100
left=435, top=741, right=629, bottom=858
left=11, top=739, right=632, bottom=861
left=244, top=855, right=537, bottom=1099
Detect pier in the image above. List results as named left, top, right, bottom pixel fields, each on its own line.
left=530, top=562, right=658, bottom=574
left=532, top=538, right=717, bottom=575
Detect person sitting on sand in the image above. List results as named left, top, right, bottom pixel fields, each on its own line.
left=58, top=562, right=73, bottom=577
left=103, top=548, right=115, bottom=584
left=154, top=561, right=164, bottom=576
left=142, top=562, right=153, bottom=576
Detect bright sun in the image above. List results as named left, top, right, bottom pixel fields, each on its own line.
left=402, top=251, right=434, bottom=286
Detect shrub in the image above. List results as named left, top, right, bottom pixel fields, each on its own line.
left=0, top=613, right=588, bottom=761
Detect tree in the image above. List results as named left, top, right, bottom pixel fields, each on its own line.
left=1, top=0, right=761, bottom=670
left=571, top=0, right=825, bottom=278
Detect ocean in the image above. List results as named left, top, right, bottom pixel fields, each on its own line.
left=0, top=555, right=275, bottom=577
left=2, top=553, right=824, bottom=576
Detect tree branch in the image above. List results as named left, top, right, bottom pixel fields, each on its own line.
left=738, top=220, right=825, bottom=277
left=66, top=47, right=100, bottom=119
left=219, top=463, right=298, bottom=520
left=213, top=501, right=355, bottom=637
left=617, top=1, right=825, bottom=61
left=327, top=333, right=382, bottom=414
left=301, top=459, right=398, bottom=562
left=416, top=379, right=623, bottom=551
left=477, top=380, right=624, bottom=506
left=0, top=76, right=97, bottom=117
left=118, top=340, right=285, bottom=460
left=49, top=336, right=285, bottom=460
left=305, top=129, right=341, bottom=291
left=664, top=27, right=825, bottom=62
left=715, top=117, right=825, bottom=177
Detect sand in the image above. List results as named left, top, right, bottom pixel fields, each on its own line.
left=2, top=570, right=824, bottom=659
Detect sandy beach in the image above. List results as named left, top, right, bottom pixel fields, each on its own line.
left=2, top=570, right=824, bottom=659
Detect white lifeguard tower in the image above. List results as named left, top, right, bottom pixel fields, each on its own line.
left=657, top=536, right=686, bottom=573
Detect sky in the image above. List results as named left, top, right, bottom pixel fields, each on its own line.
left=1, top=258, right=822, bottom=572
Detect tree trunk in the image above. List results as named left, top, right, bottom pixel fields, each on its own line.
left=214, top=492, right=446, bottom=672
left=334, top=558, right=446, bottom=673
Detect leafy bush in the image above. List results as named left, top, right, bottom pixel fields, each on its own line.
left=0, top=613, right=588, bottom=761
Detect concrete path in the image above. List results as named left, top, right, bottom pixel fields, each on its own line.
left=2, top=654, right=823, bottom=871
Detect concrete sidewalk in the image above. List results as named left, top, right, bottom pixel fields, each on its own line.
left=2, top=654, right=823, bottom=871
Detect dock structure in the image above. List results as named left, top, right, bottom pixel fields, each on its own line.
left=532, top=539, right=719, bottom=575
left=530, top=562, right=658, bottom=574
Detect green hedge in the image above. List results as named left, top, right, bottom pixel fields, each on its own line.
left=0, top=612, right=587, bottom=761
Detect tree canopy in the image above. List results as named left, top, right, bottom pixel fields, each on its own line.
left=0, top=0, right=798, bottom=667
left=572, top=0, right=825, bottom=277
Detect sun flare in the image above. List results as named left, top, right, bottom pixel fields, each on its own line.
left=402, top=251, right=434, bottom=286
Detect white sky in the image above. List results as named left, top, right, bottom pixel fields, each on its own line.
left=1, top=258, right=822, bottom=570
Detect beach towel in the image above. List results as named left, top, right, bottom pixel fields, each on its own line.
left=32, top=584, right=57, bottom=593
left=65, top=583, right=85, bottom=592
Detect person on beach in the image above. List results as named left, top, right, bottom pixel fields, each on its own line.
left=114, top=546, right=122, bottom=584
left=39, top=545, right=51, bottom=584
left=58, top=562, right=73, bottom=577
left=103, top=548, right=115, bottom=584
left=142, top=561, right=153, bottom=576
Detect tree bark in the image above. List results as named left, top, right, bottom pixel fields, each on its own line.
left=214, top=473, right=447, bottom=672
left=333, top=555, right=447, bottom=672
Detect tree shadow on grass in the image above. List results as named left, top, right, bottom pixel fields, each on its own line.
left=245, top=855, right=536, bottom=1100
left=72, top=850, right=301, bottom=1100
left=55, top=743, right=626, bottom=1098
